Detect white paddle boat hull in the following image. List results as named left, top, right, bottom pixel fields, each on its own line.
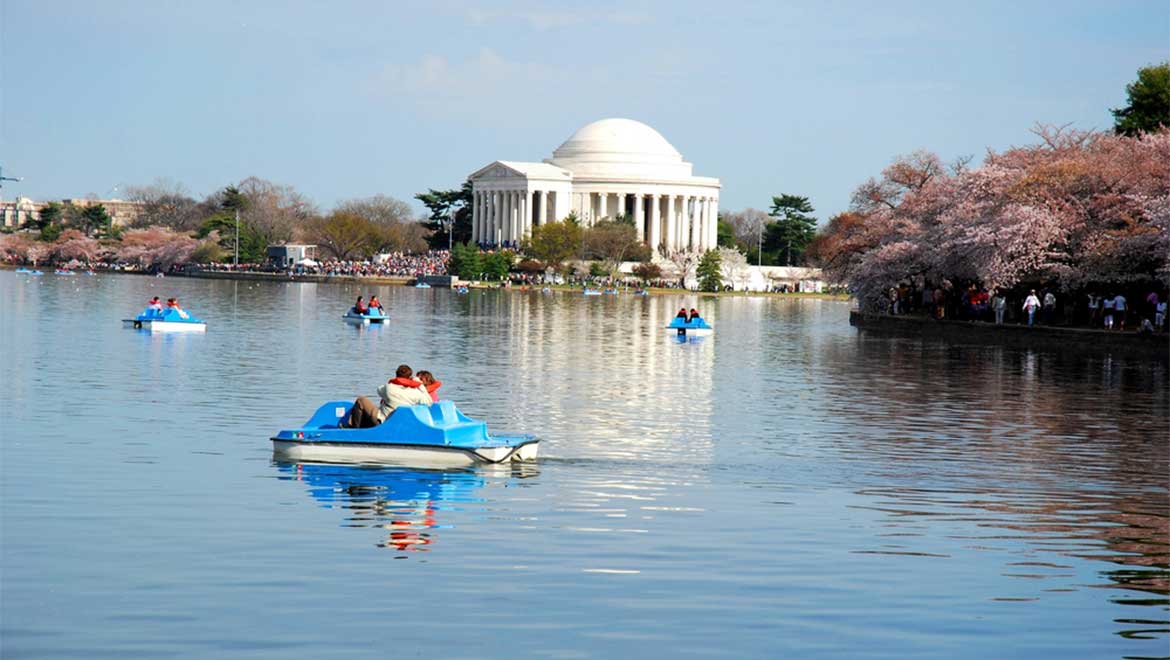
left=272, top=438, right=539, bottom=468
left=123, top=319, right=207, bottom=332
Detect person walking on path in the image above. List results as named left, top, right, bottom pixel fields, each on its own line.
left=1114, top=293, right=1128, bottom=330
left=1022, top=290, right=1041, bottom=327
left=1042, top=290, right=1057, bottom=325
left=992, top=290, right=1007, bottom=325
left=1103, top=294, right=1116, bottom=330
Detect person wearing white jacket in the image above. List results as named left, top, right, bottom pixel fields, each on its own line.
left=1022, top=290, right=1041, bottom=327
left=343, top=364, right=434, bottom=428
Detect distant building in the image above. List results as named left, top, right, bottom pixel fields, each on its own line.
left=267, top=244, right=318, bottom=267
left=468, top=118, right=721, bottom=256
left=0, top=197, right=144, bottom=229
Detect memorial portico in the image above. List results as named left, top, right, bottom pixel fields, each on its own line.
left=468, top=118, right=720, bottom=256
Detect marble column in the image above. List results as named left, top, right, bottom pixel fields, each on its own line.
left=538, top=190, right=548, bottom=226
left=493, top=191, right=502, bottom=246
left=598, top=192, right=608, bottom=221
left=520, top=191, right=529, bottom=239
left=687, top=195, right=697, bottom=250
left=634, top=193, right=645, bottom=243
left=649, top=194, right=661, bottom=254
left=665, top=195, right=676, bottom=253
left=708, top=198, right=718, bottom=249
left=617, top=193, right=626, bottom=219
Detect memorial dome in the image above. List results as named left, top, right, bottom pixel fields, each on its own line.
left=547, top=118, right=692, bottom=178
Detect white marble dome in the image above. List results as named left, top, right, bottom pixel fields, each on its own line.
left=546, top=118, right=693, bottom=179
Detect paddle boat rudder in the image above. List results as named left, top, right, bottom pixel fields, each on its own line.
left=123, top=307, right=207, bottom=332
left=272, top=400, right=539, bottom=467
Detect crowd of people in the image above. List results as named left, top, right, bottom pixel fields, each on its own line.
left=195, top=250, right=450, bottom=278
left=883, top=281, right=1167, bottom=332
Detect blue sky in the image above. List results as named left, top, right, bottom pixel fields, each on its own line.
left=1, top=0, right=1166, bottom=221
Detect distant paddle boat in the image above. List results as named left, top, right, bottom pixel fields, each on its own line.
left=667, top=316, right=713, bottom=337
left=54, top=269, right=75, bottom=275
left=30, top=270, right=44, bottom=276
left=455, top=286, right=469, bottom=294
left=272, top=400, right=539, bottom=467
left=583, top=288, right=602, bottom=296
left=343, top=306, right=388, bottom=325
left=14, top=267, right=32, bottom=273
left=603, top=288, right=619, bottom=295
left=123, top=306, right=207, bottom=332
left=414, top=281, right=432, bottom=288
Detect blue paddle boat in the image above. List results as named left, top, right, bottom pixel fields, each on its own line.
left=667, top=316, right=713, bottom=337
left=343, top=306, right=388, bottom=325
left=583, top=288, right=602, bottom=296
left=272, top=400, right=539, bottom=468
left=123, top=307, right=207, bottom=332
left=414, top=281, right=432, bottom=288
left=14, top=267, right=32, bottom=273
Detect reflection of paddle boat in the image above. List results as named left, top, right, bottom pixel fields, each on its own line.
left=273, top=463, right=490, bottom=551
left=667, top=316, right=713, bottom=337
left=583, top=288, right=602, bottom=296
left=343, top=307, right=388, bottom=324
left=123, top=307, right=207, bottom=332
left=54, top=269, right=75, bottom=275
left=272, top=400, right=539, bottom=467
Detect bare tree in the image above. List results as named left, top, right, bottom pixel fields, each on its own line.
left=235, top=176, right=318, bottom=243
left=124, top=178, right=201, bottom=230
left=335, top=194, right=414, bottom=226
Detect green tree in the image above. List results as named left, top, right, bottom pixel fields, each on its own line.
left=34, top=202, right=62, bottom=231
left=482, top=250, right=513, bottom=280
left=766, top=194, right=817, bottom=266
left=696, top=249, right=723, bottom=292
left=79, top=204, right=112, bottom=237
left=448, top=242, right=484, bottom=279
left=526, top=220, right=583, bottom=268
left=716, top=216, right=737, bottom=248
left=197, top=213, right=266, bottom=262
left=39, top=222, right=62, bottom=242
left=1112, top=62, right=1170, bottom=136
left=416, top=181, right=473, bottom=249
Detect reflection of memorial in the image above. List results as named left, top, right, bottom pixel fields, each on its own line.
left=463, top=292, right=716, bottom=462
left=274, top=462, right=536, bottom=552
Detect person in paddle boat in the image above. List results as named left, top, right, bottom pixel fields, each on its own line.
left=676, top=307, right=688, bottom=320
left=688, top=308, right=701, bottom=322
left=416, top=370, right=441, bottom=402
left=147, top=296, right=163, bottom=312
left=167, top=298, right=190, bottom=319
left=352, top=296, right=368, bottom=315
left=342, top=364, right=433, bottom=429
left=369, top=295, right=385, bottom=314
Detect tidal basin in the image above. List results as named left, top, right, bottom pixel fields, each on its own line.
left=1, top=271, right=1166, bottom=659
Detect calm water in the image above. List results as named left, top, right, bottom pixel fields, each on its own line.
left=1, top=271, right=1167, bottom=659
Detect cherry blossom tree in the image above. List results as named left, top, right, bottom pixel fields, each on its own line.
left=117, top=226, right=198, bottom=268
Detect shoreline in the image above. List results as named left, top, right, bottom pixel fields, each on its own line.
left=0, top=264, right=848, bottom=300
left=850, top=310, right=1168, bottom=359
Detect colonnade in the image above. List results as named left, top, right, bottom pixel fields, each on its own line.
left=471, top=187, right=719, bottom=254
left=471, top=189, right=557, bottom=246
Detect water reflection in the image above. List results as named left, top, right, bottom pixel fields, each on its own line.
left=273, top=462, right=537, bottom=554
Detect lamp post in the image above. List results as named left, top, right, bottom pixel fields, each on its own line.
left=234, top=208, right=240, bottom=266
left=445, top=208, right=456, bottom=252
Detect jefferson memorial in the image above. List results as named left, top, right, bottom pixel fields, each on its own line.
left=468, top=118, right=720, bottom=255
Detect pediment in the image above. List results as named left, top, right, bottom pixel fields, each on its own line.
left=469, top=161, right=523, bottom=181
